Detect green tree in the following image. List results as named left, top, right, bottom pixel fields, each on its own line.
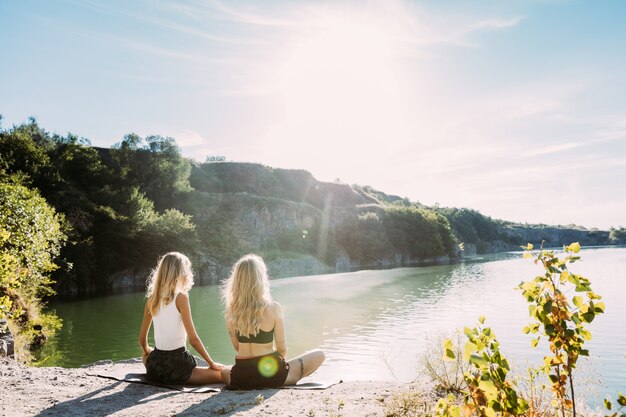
left=609, top=227, right=626, bottom=244
left=0, top=181, right=66, bottom=354
left=111, top=134, right=192, bottom=209
left=383, top=206, right=454, bottom=260
left=336, top=212, right=392, bottom=263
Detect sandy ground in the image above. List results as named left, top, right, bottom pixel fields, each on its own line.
left=0, top=357, right=410, bottom=417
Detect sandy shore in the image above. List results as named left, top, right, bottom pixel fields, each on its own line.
left=0, top=357, right=414, bottom=417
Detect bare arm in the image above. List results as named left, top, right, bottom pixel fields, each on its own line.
left=273, top=302, right=287, bottom=358
left=138, top=302, right=153, bottom=356
left=226, top=323, right=240, bottom=353
left=176, top=293, right=223, bottom=370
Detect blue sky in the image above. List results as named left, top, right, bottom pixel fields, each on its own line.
left=1, top=0, right=625, bottom=229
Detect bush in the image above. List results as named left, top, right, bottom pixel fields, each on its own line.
left=0, top=181, right=65, bottom=357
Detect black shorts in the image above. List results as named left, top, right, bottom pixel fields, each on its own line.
left=145, top=346, right=197, bottom=384
left=229, top=351, right=290, bottom=389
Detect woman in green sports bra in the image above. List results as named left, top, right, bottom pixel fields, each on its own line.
left=220, top=254, right=325, bottom=388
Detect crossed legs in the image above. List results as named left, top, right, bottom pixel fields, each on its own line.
left=283, top=349, right=325, bottom=386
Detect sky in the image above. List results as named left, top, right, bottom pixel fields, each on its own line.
left=1, top=0, right=626, bottom=229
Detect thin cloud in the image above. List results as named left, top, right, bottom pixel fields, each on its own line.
left=520, top=142, right=585, bottom=158
left=207, top=0, right=300, bottom=27
left=66, top=0, right=263, bottom=46
left=467, top=16, right=526, bottom=32
left=42, top=18, right=234, bottom=66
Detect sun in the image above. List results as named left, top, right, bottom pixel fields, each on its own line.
left=262, top=9, right=413, bottom=182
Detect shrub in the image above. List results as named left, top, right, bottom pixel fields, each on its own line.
left=0, top=181, right=65, bottom=357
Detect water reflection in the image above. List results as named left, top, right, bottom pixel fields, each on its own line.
left=37, top=249, right=626, bottom=400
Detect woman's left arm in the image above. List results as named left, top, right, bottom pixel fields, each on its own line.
left=176, top=293, right=224, bottom=370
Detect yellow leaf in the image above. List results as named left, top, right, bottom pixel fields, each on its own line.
left=573, top=296, right=584, bottom=308
left=443, top=338, right=456, bottom=361
left=484, top=406, right=497, bottom=417
left=560, top=270, right=570, bottom=283
left=464, top=342, right=477, bottom=361
left=523, top=252, right=532, bottom=259
left=567, top=242, right=581, bottom=253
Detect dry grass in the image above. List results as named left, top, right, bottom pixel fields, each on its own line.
left=418, top=331, right=468, bottom=394
left=385, top=386, right=437, bottom=417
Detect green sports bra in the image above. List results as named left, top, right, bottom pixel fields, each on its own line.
left=236, top=328, right=274, bottom=344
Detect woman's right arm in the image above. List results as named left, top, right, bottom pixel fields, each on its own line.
left=273, top=302, right=287, bottom=358
left=139, top=302, right=153, bottom=356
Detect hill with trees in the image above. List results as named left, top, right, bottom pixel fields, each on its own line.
left=1, top=118, right=624, bottom=301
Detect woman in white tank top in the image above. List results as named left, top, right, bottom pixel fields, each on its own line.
left=139, top=252, right=227, bottom=384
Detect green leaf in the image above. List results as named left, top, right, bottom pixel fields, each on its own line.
left=478, top=380, right=498, bottom=398
left=605, top=399, right=612, bottom=411
left=582, top=312, right=596, bottom=323
left=543, top=300, right=553, bottom=314
left=568, top=274, right=580, bottom=286
left=573, top=296, right=584, bottom=308
left=580, top=329, right=592, bottom=341
left=443, top=338, right=456, bottom=360
left=450, top=405, right=461, bottom=417
left=479, top=315, right=486, bottom=324
left=469, top=354, right=488, bottom=368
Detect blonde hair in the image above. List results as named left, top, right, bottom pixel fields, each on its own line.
left=222, top=254, right=272, bottom=337
left=146, top=252, right=194, bottom=316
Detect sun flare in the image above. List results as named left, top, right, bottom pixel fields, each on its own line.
left=263, top=10, right=414, bottom=180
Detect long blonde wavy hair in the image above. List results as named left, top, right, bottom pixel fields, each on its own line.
left=146, top=252, right=194, bottom=316
left=222, top=254, right=272, bottom=337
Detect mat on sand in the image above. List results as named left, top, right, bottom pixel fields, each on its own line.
left=93, top=371, right=341, bottom=393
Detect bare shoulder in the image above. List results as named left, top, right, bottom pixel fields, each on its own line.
left=268, top=301, right=283, bottom=317
left=175, top=292, right=189, bottom=309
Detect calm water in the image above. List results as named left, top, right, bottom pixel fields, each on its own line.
left=38, top=247, right=626, bottom=402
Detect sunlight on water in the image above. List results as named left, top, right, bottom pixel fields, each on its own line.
left=38, top=248, right=626, bottom=401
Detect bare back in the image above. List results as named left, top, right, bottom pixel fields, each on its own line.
left=228, top=301, right=287, bottom=359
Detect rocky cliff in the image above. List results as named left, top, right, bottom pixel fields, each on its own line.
left=105, top=162, right=621, bottom=291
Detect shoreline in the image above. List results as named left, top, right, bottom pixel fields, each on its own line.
left=0, top=357, right=414, bottom=417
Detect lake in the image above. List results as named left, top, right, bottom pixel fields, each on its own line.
left=37, top=247, right=626, bottom=403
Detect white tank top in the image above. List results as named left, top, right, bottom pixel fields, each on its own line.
left=152, top=292, right=187, bottom=350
